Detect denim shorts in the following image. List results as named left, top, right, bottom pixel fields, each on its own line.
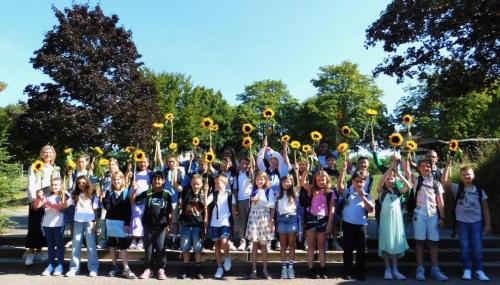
left=413, top=213, right=439, bottom=241
left=210, top=226, right=230, bottom=241
left=277, top=214, right=298, bottom=234
left=179, top=225, right=203, bottom=253
left=304, top=213, right=328, bottom=232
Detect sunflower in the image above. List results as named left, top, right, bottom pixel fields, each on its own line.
left=302, top=144, right=312, bottom=153
left=63, top=147, right=73, bottom=154
left=281, top=135, right=290, bottom=143
left=290, top=141, right=301, bottom=150
left=403, top=114, right=413, bottom=126
left=94, top=146, right=104, bottom=155
left=192, top=137, right=200, bottom=146
left=310, top=131, right=323, bottom=142
left=242, top=123, right=254, bottom=135
left=341, top=126, right=351, bottom=137
left=204, top=151, right=216, bottom=163
left=67, top=159, right=76, bottom=170
left=99, top=158, right=109, bottom=167
left=337, top=143, right=349, bottom=153
left=210, top=124, right=219, bottom=132
left=169, top=142, right=178, bottom=151
left=133, top=149, right=146, bottom=162
left=152, top=123, right=164, bottom=129
left=242, top=137, right=253, bottom=149
left=32, top=160, right=44, bottom=173
left=125, top=146, right=136, bottom=153
left=389, top=133, right=404, bottom=147
left=201, top=117, right=214, bottom=129
left=406, top=140, right=418, bottom=152
left=263, top=108, right=275, bottom=119
left=449, top=140, right=459, bottom=152
left=335, top=112, right=343, bottom=120
left=367, top=109, right=378, bottom=116
left=164, top=113, right=174, bottom=122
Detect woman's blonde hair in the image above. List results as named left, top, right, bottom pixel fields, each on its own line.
left=39, top=145, right=56, bottom=164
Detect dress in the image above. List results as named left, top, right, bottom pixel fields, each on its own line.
left=378, top=191, right=409, bottom=257
left=245, top=189, right=275, bottom=242
left=130, top=171, right=151, bottom=237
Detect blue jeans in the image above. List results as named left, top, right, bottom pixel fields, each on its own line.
left=70, top=221, right=99, bottom=273
left=457, top=221, right=483, bottom=270
left=43, top=226, right=64, bottom=267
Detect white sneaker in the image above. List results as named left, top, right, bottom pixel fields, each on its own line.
left=392, top=269, right=406, bottom=280
left=65, top=269, right=77, bottom=277
left=228, top=241, right=237, bottom=251
left=129, top=239, right=137, bottom=249
left=41, top=264, right=54, bottom=276
left=223, top=257, right=232, bottom=271
left=53, top=264, right=64, bottom=276
left=65, top=241, right=72, bottom=248
left=462, top=269, right=472, bottom=280
left=136, top=239, right=144, bottom=250
left=266, top=243, right=271, bottom=251
left=237, top=240, right=246, bottom=251
left=475, top=270, right=490, bottom=281
left=214, top=267, right=224, bottom=279
left=281, top=266, right=288, bottom=279
left=89, top=271, right=98, bottom=277
left=25, top=253, right=34, bottom=266
left=384, top=268, right=393, bottom=280
left=288, top=266, right=295, bottom=279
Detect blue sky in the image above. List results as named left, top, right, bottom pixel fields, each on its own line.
left=0, top=0, right=413, bottom=111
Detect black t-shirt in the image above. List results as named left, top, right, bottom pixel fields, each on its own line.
left=135, top=190, right=172, bottom=227
left=323, top=167, right=339, bottom=179
left=179, top=188, right=205, bottom=227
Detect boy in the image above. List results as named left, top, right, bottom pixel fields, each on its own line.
left=233, top=156, right=254, bottom=251
left=442, top=163, right=491, bottom=281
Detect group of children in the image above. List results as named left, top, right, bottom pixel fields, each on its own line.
left=24, top=142, right=492, bottom=281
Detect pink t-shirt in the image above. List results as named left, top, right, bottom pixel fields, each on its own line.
left=309, top=190, right=336, bottom=217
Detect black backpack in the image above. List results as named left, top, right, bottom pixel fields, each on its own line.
left=405, top=176, right=441, bottom=219
left=299, top=187, right=334, bottom=216
left=451, top=182, right=484, bottom=237
left=375, top=187, right=401, bottom=225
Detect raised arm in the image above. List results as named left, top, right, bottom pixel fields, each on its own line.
left=441, top=160, right=453, bottom=190
left=256, top=147, right=267, bottom=171
left=337, top=156, right=349, bottom=193
left=394, top=167, right=413, bottom=193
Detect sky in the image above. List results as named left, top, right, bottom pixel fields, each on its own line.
left=0, top=0, right=413, bottom=111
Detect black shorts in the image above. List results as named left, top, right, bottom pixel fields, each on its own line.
left=304, top=213, right=328, bottom=232
left=108, top=236, right=132, bottom=250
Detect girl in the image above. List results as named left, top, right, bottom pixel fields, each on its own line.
left=102, top=171, right=136, bottom=279
left=246, top=171, right=275, bottom=280
left=377, top=161, right=411, bottom=280
left=299, top=170, right=336, bottom=279
left=26, top=145, right=60, bottom=266
left=276, top=175, right=299, bottom=279
left=98, top=157, right=120, bottom=249
left=41, top=177, right=67, bottom=276
left=64, top=175, right=100, bottom=277
left=129, top=157, right=152, bottom=250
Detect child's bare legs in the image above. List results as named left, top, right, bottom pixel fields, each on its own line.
left=110, top=247, right=118, bottom=266
left=251, top=242, right=258, bottom=272
left=195, top=252, right=202, bottom=263
left=383, top=252, right=390, bottom=269
left=182, top=252, right=190, bottom=263
left=317, top=232, right=326, bottom=267
left=306, top=230, right=316, bottom=269
left=279, top=234, right=288, bottom=263
left=261, top=241, right=268, bottom=273
left=120, top=249, right=130, bottom=269
left=288, top=233, right=296, bottom=261
left=215, top=240, right=222, bottom=267
left=221, top=237, right=229, bottom=259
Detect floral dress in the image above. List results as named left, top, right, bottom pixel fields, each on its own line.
left=245, top=188, right=275, bottom=242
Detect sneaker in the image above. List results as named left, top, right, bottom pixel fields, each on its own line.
left=246, top=243, right=252, bottom=251
left=41, top=264, right=54, bottom=276
left=25, top=253, right=34, bottom=266
left=65, top=269, right=77, bottom=277
left=194, top=267, right=204, bottom=279
left=237, top=240, right=246, bottom=251
left=430, top=266, right=448, bottom=281
left=108, top=264, right=122, bottom=277
left=266, top=243, right=271, bottom=251
left=333, top=240, right=343, bottom=251
left=462, top=269, right=472, bottom=280
left=89, top=271, right=98, bottom=277
left=177, top=272, right=188, bottom=279
left=475, top=270, right=490, bottom=281
left=157, top=269, right=166, bottom=280
left=249, top=270, right=257, bottom=279
left=228, top=241, right=237, bottom=251
left=263, top=271, right=272, bottom=280
left=53, top=264, right=64, bottom=276
left=139, top=268, right=152, bottom=279
left=65, top=241, right=72, bottom=248
left=129, top=239, right=137, bottom=249
left=392, top=269, right=406, bottom=280
left=307, top=268, right=319, bottom=279
left=288, top=265, right=295, bottom=279
left=341, top=274, right=352, bottom=280
left=416, top=266, right=426, bottom=281
left=281, top=266, right=288, bottom=279
left=122, top=267, right=136, bottom=279
left=97, top=239, right=108, bottom=249
left=215, top=267, right=224, bottom=279
left=384, top=268, right=393, bottom=280
left=34, top=252, right=48, bottom=262
left=275, top=242, right=280, bottom=251
left=318, top=267, right=327, bottom=279
left=223, top=257, right=232, bottom=271
left=136, top=239, right=144, bottom=250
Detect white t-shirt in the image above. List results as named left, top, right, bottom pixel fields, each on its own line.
left=253, top=188, right=276, bottom=209
left=67, top=193, right=100, bottom=222
left=42, top=194, right=64, bottom=227
left=135, top=170, right=151, bottom=195
left=207, top=190, right=236, bottom=227
left=236, top=171, right=253, bottom=201
left=277, top=195, right=297, bottom=215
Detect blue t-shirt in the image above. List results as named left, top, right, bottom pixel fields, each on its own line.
left=342, top=188, right=373, bottom=225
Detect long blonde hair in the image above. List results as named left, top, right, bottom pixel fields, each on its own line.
left=39, top=145, right=56, bottom=164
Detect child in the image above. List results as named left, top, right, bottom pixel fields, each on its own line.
left=64, top=175, right=100, bottom=277
left=322, top=154, right=341, bottom=251
left=98, top=157, right=120, bottom=249
left=178, top=174, right=207, bottom=279
left=41, top=177, right=67, bottom=276
left=234, top=156, right=254, bottom=251
left=376, top=161, right=412, bottom=280
left=134, top=171, right=172, bottom=280
left=442, top=163, right=491, bottom=281
left=338, top=161, right=374, bottom=281
left=246, top=171, right=275, bottom=280
left=207, top=175, right=235, bottom=279
left=276, top=175, right=299, bottom=279
left=102, top=171, right=136, bottom=279
left=299, top=170, right=336, bottom=279
left=130, top=157, right=153, bottom=250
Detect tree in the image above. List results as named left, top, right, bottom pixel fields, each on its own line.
left=0, top=130, right=20, bottom=229
left=365, top=0, right=499, bottom=95
left=11, top=4, right=160, bottom=161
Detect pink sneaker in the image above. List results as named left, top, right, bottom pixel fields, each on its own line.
left=139, top=268, right=152, bottom=279
left=157, top=268, right=166, bottom=280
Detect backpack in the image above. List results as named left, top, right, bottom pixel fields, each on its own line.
left=207, top=190, right=234, bottom=230
left=375, top=187, right=401, bottom=225
left=405, top=176, right=441, bottom=219
left=146, top=188, right=171, bottom=209
left=451, top=182, right=484, bottom=237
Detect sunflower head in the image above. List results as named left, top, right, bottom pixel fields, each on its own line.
left=242, top=123, right=254, bottom=135
left=134, top=149, right=146, bottom=162
left=406, top=140, right=418, bottom=152
left=302, top=144, right=312, bottom=154
left=290, top=141, right=301, bottom=150
left=67, top=159, right=76, bottom=170
left=192, top=137, right=200, bottom=146
left=169, top=142, right=178, bottom=151
left=367, top=109, right=378, bottom=116
left=210, top=124, right=219, bottom=132
left=63, top=147, right=73, bottom=155
left=152, top=122, right=164, bottom=129
left=341, top=126, right=351, bottom=137
left=32, top=160, right=44, bottom=173
left=389, top=133, right=404, bottom=147
left=204, top=152, right=216, bottom=163
left=281, top=135, right=290, bottom=143
left=335, top=112, right=343, bottom=120
left=337, top=143, right=349, bottom=153
left=310, top=131, right=323, bottom=142
left=99, top=158, right=109, bottom=167
left=263, top=108, right=275, bottom=119
left=449, top=140, right=459, bottom=152
left=125, top=146, right=136, bottom=153
left=201, top=117, right=214, bottom=129
left=403, top=114, right=413, bottom=126
left=164, top=113, right=174, bottom=122
left=242, top=137, right=254, bottom=149
left=94, top=146, right=104, bottom=155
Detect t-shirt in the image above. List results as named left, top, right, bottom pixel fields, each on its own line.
left=180, top=188, right=205, bottom=227
left=42, top=194, right=65, bottom=227
left=342, top=189, right=373, bottom=225
left=135, top=170, right=152, bottom=195
left=67, top=193, right=99, bottom=222
left=277, top=195, right=297, bottom=215
left=309, top=191, right=336, bottom=217
left=207, top=190, right=235, bottom=227
left=236, top=171, right=253, bottom=201
left=415, top=176, right=444, bottom=217
left=451, top=183, right=487, bottom=223
left=135, top=190, right=172, bottom=226
left=251, top=188, right=276, bottom=209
